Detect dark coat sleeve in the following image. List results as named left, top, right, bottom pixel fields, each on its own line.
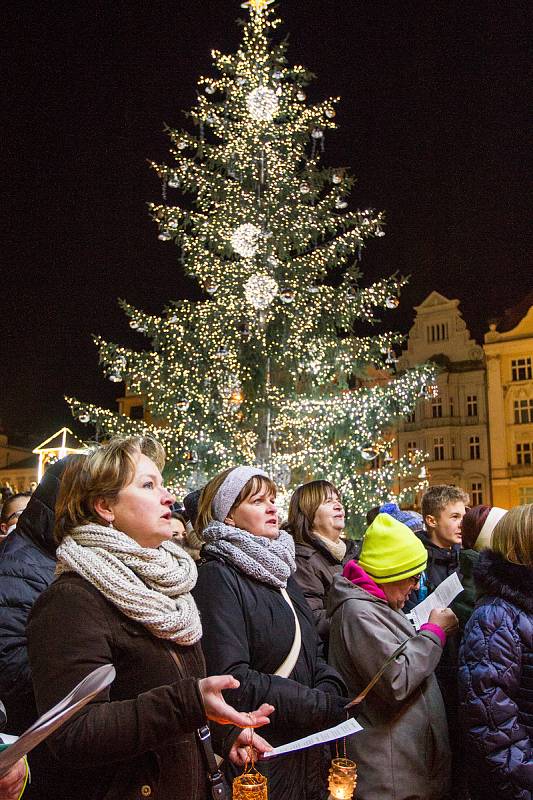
left=194, top=562, right=347, bottom=753
left=459, top=602, right=533, bottom=797
left=293, top=554, right=332, bottom=641
left=0, top=548, right=53, bottom=703
left=27, top=579, right=207, bottom=766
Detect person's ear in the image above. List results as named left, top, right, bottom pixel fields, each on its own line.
left=0, top=523, right=7, bottom=535
left=224, top=516, right=236, bottom=527
left=94, top=497, right=115, bottom=524
left=424, top=513, right=437, bottom=530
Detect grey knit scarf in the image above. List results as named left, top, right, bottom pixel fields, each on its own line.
left=57, top=522, right=202, bottom=645
left=201, top=520, right=296, bottom=589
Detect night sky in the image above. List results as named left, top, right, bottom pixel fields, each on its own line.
left=2, top=0, right=530, bottom=445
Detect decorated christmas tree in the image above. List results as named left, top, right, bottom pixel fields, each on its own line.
left=68, top=0, right=436, bottom=526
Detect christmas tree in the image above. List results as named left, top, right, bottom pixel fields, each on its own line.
left=68, top=0, right=436, bottom=526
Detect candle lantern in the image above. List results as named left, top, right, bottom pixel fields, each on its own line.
left=328, top=756, right=357, bottom=799
left=232, top=767, right=268, bottom=799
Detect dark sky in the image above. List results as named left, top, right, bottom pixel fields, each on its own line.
left=2, top=0, right=531, bottom=444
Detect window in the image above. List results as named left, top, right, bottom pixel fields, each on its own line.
left=426, top=323, right=449, bottom=343
left=406, top=410, right=416, bottom=423
left=471, top=482, right=483, bottom=505
left=512, top=358, right=532, bottom=382
left=519, top=487, right=533, bottom=504
left=516, top=443, right=532, bottom=465
left=433, top=437, right=445, bottom=461
left=514, top=398, right=533, bottom=424
left=469, top=436, right=481, bottom=460
left=467, top=395, right=478, bottom=416
left=451, top=439, right=456, bottom=460
left=406, top=441, right=417, bottom=461
left=129, top=404, right=144, bottom=420
left=431, top=397, right=443, bottom=418
left=449, top=397, right=454, bottom=417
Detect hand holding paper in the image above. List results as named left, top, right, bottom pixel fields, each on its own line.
left=262, top=718, right=362, bottom=759
left=409, top=572, right=463, bottom=630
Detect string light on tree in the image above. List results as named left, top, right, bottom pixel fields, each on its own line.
left=68, top=1, right=436, bottom=525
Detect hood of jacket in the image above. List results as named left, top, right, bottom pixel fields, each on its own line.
left=327, top=572, right=386, bottom=618
left=474, top=549, right=533, bottom=614
left=14, top=457, right=72, bottom=558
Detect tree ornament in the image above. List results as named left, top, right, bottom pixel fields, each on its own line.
left=385, top=350, right=398, bottom=366
left=246, top=86, right=279, bottom=121
left=218, top=384, right=232, bottom=400
left=266, top=254, right=279, bottom=268
left=375, top=226, right=385, bottom=237
left=360, top=444, right=379, bottom=461
left=78, top=413, right=90, bottom=424
left=167, top=176, right=179, bottom=189
left=272, top=70, right=282, bottom=80
left=332, top=173, right=342, bottom=184
left=275, top=85, right=283, bottom=96
left=205, top=85, right=215, bottom=94
left=325, top=108, right=336, bottom=119
left=236, top=76, right=246, bottom=86
left=280, top=287, right=295, bottom=304
left=296, top=90, right=306, bottom=101
left=129, top=320, right=139, bottom=330
left=385, top=295, right=399, bottom=309
left=328, top=757, right=357, bottom=799
left=177, top=140, right=187, bottom=150
left=168, top=313, right=179, bottom=323
left=311, top=128, right=324, bottom=139
left=176, top=400, right=190, bottom=411
left=335, top=198, right=348, bottom=210
left=307, top=284, right=320, bottom=294
left=346, top=285, right=357, bottom=300
left=299, top=182, right=311, bottom=194
left=244, top=273, right=279, bottom=309
left=184, top=450, right=199, bottom=463
left=230, top=223, right=262, bottom=258
left=108, top=371, right=122, bottom=383
left=158, top=230, right=172, bottom=241
left=205, top=280, right=219, bottom=295
left=229, top=387, right=244, bottom=406
left=215, top=345, right=229, bottom=358
left=239, top=322, right=251, bottom=340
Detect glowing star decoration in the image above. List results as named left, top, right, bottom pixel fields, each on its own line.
left=246, top=86, right=279, bottom=121
left=230, top=223, right=263, bottom=258
left=242, top=0, right=274, bottom=11
left=244, top=274, right=279, bottom=310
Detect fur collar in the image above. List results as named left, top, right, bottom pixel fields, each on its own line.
left=474, top=549, right=533, bottom=613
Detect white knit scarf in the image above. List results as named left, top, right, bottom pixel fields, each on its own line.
left=56, top=522, right=202, bottom=645
left=313, top=531, right=347, bottom=562
left=201, top=520, right=296, bottom=589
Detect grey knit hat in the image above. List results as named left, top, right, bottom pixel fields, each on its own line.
left=212, top=466, right=269, bottom=522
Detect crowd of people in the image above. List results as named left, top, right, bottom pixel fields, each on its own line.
left=0, top=435, right=531, bottom=799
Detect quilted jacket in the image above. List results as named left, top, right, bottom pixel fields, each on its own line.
left=458, top=549, right=533, bottom=799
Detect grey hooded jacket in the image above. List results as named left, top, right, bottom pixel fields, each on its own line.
left=327, top=575, right=451, bottom=800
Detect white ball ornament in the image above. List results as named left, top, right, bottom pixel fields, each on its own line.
left=244, top=273, right=279, bottom=310
left=230, top=223, right=263, bottom=258
left=246, top=86, right=279, bottom=121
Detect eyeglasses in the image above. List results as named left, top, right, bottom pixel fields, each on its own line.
left=4, top=509, right=24, bottom=524
left=408, top=573, right=422, bottom=586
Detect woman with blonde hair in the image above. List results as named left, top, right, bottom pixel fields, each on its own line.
left=459, top=504, right=533, bottom=799
left=285, top=480, right=358, bottom=647
left=192, top=466, right=351, bottom=800
left=26, top=436, right=272, bottom=800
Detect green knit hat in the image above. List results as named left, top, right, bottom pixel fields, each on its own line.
left=359, top=513, right=428, bottom=584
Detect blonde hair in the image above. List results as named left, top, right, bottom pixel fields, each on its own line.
left=54, top=435, right=165, bottom=544
left=491, top=504, right=533, bottom=567
left=196, top=467, right=277, bottom=536
left=287, top=480, right=341, bottom=545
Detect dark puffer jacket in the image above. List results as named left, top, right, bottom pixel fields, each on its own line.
left=458, top=550, right=533, bottom=800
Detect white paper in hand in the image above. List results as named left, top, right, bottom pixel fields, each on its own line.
left=410, top=572, right=463, bottom=630
left=262, top=718, right=363, bottom=759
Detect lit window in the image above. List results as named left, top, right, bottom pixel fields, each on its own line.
left=519, top=487, right=533, bottom=503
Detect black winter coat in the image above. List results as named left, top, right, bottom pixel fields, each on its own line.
left=458, top=550, right=533, bottom=800
left=193, top=555, right=348, bottom=800
left=0, top=459, right=69, bottom=799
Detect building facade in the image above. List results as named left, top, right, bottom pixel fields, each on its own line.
left=397, top=291, right=490, bottom=505
left=484, top=293, right=533, bottom=507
